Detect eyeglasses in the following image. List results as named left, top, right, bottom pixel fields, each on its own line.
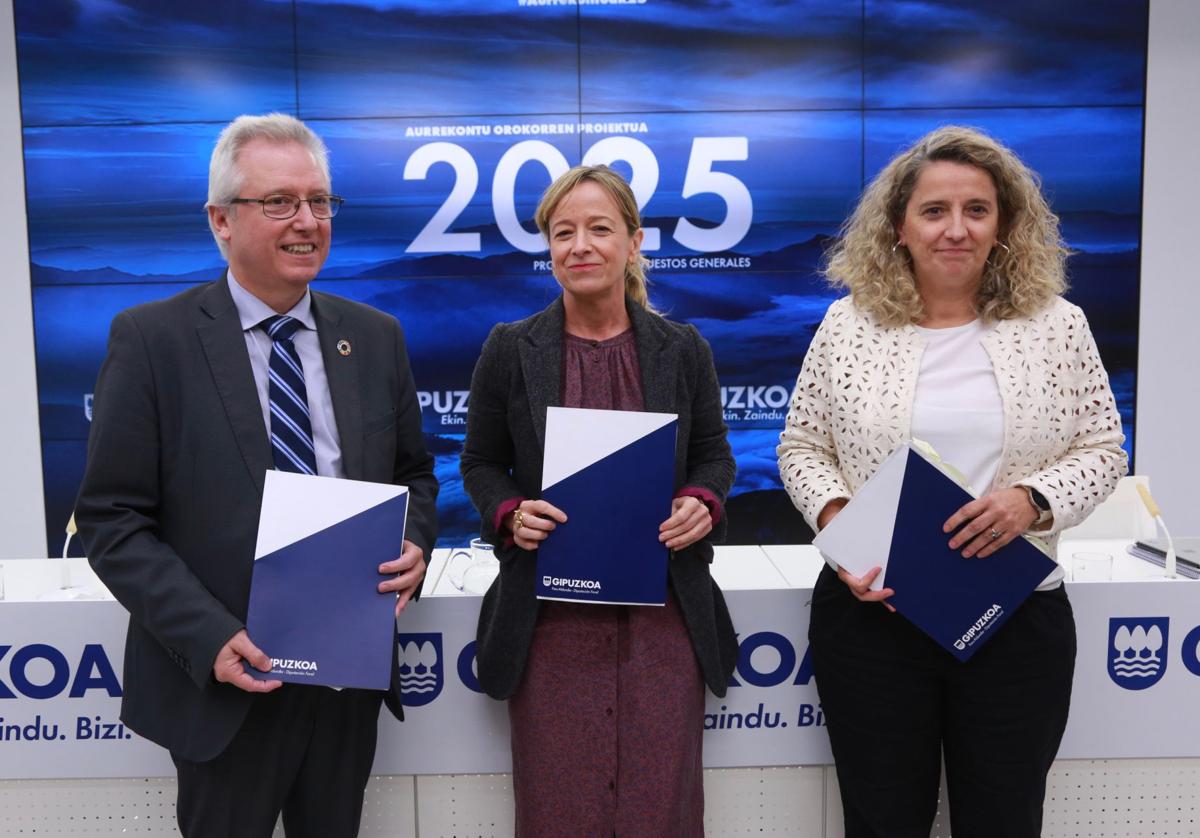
left=229, top=193, right=344, bottom=220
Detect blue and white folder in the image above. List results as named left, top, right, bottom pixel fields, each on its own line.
left=813, top=441, right=1057, bottom=661
left=536, top=406, right=677, bottom=606
left=245, top=471, right=408, bottom=689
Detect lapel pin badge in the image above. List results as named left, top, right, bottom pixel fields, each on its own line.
left=336, top=339, right=352, bottom=357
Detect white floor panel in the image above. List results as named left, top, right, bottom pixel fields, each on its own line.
left=416, top=773, right=514, bottom=838
left=703, top=766, right=825, bottom=836
left=0, top=777, right=178, bottom=835
left=1043, top=758, right=1200, bottom=838
left=823, top=771, right=844, bottom=838
left=1, top=759, right=1198, bottom=836
left=361, top=775, right=418, bottom=837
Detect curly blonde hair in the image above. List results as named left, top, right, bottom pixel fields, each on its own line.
left=824, top=125, right=1068, bottom=326
left=535, top=164, right=655, bottom=312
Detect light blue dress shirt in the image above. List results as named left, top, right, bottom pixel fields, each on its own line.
left=227, top=273, right=345, bottom=479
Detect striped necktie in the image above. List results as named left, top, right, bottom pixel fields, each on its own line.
left=259, top=315, right=318, bottom=475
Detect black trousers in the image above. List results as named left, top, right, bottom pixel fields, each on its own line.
left=809, top=564, right=1076, bottom=838
left=172, top=685, right=383, bottom=838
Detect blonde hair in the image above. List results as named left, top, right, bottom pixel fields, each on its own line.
left=825, top=125, right=1068, bottom=326
left=535, top=165, right=654, bottom=311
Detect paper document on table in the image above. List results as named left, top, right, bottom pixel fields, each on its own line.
left=813, top=441, right=1057, bottom=661
left=245, top=471, right=408, bottom=689
left=537, top=406, right=677, bottom=606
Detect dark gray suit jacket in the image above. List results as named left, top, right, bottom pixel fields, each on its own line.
left=460, top=296, right=738, bottom=699
left=75, top=277, right=438, bottom=762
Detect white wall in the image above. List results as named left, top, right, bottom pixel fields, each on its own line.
left=0, top=0, right=47, bottom=558
left=0, top=0, right=1195, bottom=555
left=1137, top=0, right=1200, bottom=531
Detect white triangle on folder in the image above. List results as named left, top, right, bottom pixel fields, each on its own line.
left=542, top=406, right=677, bottom=490
left=811, top=443, right=909, bottom=590
left=254, top=471, right=407, bottom=560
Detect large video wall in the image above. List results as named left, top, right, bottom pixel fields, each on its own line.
left=17, top=0, right=1148, bottom=553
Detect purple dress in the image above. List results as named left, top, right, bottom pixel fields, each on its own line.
left=508, top=329, right=706, bottom=837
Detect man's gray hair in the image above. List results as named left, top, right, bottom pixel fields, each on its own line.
left=205, top=113, right=331, bottom=258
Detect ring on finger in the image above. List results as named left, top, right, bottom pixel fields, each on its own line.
left=989, top=528, right=1004, bottom=540
left=514, top=508, right=525, bottom=532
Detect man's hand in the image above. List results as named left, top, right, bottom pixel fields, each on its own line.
left=379, top=539, right=426, bottom=616
left=213, top=629, right=282, bottom=693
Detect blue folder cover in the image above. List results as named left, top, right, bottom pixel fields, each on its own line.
left=245, top=473, right=408, bottom=689
left=537, top=408, right=677, bottom=605
left=884, top=448, right=1057, bottom=661
left=813, top=442, right=1059, bottom=661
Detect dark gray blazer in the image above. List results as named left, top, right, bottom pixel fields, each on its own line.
left=75, top=277, right=438, bottom=762
left=460, top=296, right=738, bottom=699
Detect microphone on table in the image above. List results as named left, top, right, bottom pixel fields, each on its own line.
left=62, top=512, right=77, bottom=560
left=60, top=512, right=79, bottom=590
left=1135, top=484, right=1176, bottom=579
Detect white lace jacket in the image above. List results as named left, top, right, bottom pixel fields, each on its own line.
left=777, top=296, right=1127, bottom=554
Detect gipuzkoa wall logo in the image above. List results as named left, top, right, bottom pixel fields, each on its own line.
left=397, top=633, right=444, bottom=707
left=1108, top=617, right=1169, bottom=690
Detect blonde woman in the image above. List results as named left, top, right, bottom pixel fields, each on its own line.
left=778, top=126, right=1126, bottom=838
left=461, top=165, right=737, bottom=837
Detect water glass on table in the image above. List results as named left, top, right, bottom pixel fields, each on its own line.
left=1071, top=551, right=1113, bottom=582
left=447, top=538, right=499, bottom=594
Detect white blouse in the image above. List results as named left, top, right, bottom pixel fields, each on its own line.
left=911, top=319, right=1004, bottom=495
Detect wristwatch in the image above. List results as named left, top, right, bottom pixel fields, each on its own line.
left=1023, top=485, right=1052, bottom=526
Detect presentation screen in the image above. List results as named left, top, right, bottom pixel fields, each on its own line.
left=16, top=0, right=1147, bottom=551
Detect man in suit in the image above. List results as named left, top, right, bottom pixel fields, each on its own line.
left=75, top=113, right=438, bottom=838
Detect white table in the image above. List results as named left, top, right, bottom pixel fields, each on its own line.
left=709, top=544, right=791, bottom=589
left=760, top=538, right=1181, bottom=587
left=759, top=543, right=826, bottom=588
left=0, top=550, right=462, bottom=604
left=4, top=542, right=1193, bottom=838
left=1, top=537, right=1195, bottom=780
left=0, top=557, right=110, bottom=602
left=0, top=537, right=1174, bottom=605
left=428, top=544, right=794, bottom=597
left=1060, top=537, right=1176, bottom=581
